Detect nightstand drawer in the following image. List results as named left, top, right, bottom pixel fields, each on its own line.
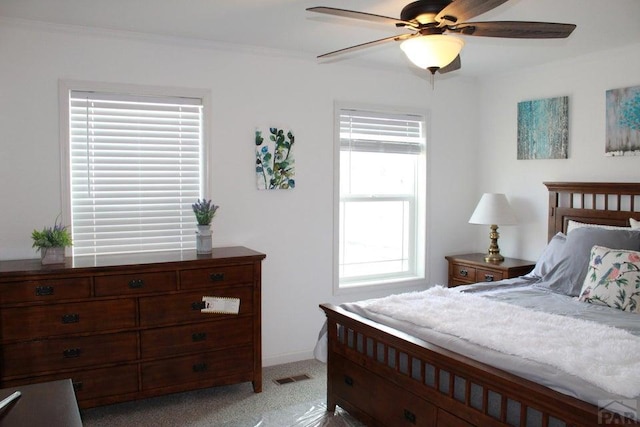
left=446, top=254, right=535, bottom=288
left=452, top=264, right=476, bottom=282
left=476, top=268, right=503, bottom=282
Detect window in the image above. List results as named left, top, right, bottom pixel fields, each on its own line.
left=336, top=105, right=426, bottom=290
left=60, top=82, right=209, bottom=256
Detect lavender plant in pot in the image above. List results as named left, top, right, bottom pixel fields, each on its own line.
left=192, top=199, right=219, bottom=254
left=31, top=218, right=72, bottom=265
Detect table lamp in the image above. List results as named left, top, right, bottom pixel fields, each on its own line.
left=468, top=193, right=517, bottom=262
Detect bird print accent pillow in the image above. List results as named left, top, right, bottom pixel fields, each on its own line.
left=579, top=245, right=640, bottom=313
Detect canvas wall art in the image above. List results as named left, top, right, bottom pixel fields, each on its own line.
left=517, top=96, right=569, bottom=160
left=606, top=85, right=640, bottom=156
left=255, top=127, right=295, bottom=190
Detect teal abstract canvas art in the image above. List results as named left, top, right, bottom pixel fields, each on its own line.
left=517, top=96, right=569, bottom=160
left=606, top=85, right=640, bottom=156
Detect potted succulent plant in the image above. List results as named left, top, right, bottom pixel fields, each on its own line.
left=31, top=218, right=72, bottom=265
left=192, top=199, right=219, bottom=254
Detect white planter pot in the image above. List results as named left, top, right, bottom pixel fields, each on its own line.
left=196, top=225, right=213, bottom=254
left=41, top=246, right=66, bottom=265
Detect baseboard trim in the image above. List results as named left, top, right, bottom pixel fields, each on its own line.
left=263, top=350, right=316, bottom=367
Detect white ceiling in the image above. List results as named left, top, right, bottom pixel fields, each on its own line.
left=2, top=0, right=640, bottom=78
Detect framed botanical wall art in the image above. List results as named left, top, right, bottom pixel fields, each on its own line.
left=517, top=96, right=569, bottom=160
left=606, top=85, right=640, bottom=156
left=255, top=127, right=295, bottom=190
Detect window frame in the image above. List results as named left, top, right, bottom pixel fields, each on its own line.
left=58, top=79, right=212, bottom=256
left=333, top=102, right=429, bottom=295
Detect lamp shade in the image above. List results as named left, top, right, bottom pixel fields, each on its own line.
left=468, top=193, right=517, bottom=225
left=400, top=35, right=465, bottom=70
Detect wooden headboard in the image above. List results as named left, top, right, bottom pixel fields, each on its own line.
left=545, top=182, right=640, bottom=240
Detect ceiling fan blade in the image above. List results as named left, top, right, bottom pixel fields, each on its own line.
left=317, top=34, right=415, bottom=59
left=438, top=55, right=461, bottom=74
left=455, top=21, right=576, bottom=38
left=307, top=7, right=417, bottom=28
left=436, top=0, right=508, bottom=24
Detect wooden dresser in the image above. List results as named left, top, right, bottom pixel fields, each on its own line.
left=0, top=246, right=265, bottom=408
left=445, top=253, right=534, bottom=287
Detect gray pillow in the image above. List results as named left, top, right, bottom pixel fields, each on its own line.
left=530, top=232, right=566, bottom=278
left=537, top=227, right=640, bottom=296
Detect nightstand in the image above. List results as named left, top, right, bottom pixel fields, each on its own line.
left=445, top=253, right=535, bottom=288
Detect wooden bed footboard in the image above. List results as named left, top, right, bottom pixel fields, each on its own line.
left=321, top=303, right=638, bottom=427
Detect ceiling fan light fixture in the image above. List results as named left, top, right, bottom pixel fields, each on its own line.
left=400, top=35, right=465, bottom=70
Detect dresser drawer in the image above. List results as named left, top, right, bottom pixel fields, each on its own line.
left=180, top=264, right=253, bottom=290
left=451, top=264, right=476, bottom=282
left=476, top=268, right=503, bottom=283
left=141, top=317, right=253, bottom=358
left=1, top=299, right=136, bottom=341
left=2, top=332, right=138, bottom=376
left=139, top=286, right=253, bottom=327
left=2, top=364, right=139, bottom=402
left=95, top=271, right=177, bottom=296
left=0, top=277, right=91, bottom=304
left=141, top=346, right=253, bottom=390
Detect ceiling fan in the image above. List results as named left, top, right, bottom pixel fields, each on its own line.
left=307, top=0, right=576, bottom=75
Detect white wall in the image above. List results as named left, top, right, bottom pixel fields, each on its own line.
left=475, top=43, right=640, bottom=263
left=0, top=20, right=480, bottom=365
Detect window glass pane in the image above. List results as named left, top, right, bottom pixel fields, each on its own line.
left=340, top=199, right=410, bottom=279
left=340, top=151, right=417, bottom=196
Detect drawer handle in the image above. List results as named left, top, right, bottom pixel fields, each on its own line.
left=72, top=381, right=83, bottom=392
left=344, top=375, right=354, bottom=387
left=191, top=301, right=206, bottom=310
left=209, top=273, right=225, bottom=282
left=62, top=313, right=80, bottom=324
left=63, top=348, right=82, bottom=358
left=404, top=409, right=417, bottom=424
left=484, top=274, right=494, bottom=282
left=192, top=332, right=207, bottom=342
left=35, top=285, right=54, bottom=296
left=459, top=269, right=468, bottom=277
left=128, top=279, right=144, bottom=289
left=192, top=362, right=207, bottom=373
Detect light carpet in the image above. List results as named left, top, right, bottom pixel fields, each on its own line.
left=81, top=359, right=364, bottom=427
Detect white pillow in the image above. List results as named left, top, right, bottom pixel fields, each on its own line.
left=566, top=220, right=630, bottom=234
left=631, top=218, right=640, bottom=229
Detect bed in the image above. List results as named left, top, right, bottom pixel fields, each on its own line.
left=320, top=182, right=640, bottom=427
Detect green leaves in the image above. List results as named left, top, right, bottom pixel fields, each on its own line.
left=31, top=218, right=72, bottom=250
left=256, top=127, right=295, bottom=190
left=192, top=199, right=219, bottom=225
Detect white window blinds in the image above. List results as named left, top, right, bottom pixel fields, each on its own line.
left=68, top=90, right=204, bottom=256
left=339, top=109, right=424, bottom=155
